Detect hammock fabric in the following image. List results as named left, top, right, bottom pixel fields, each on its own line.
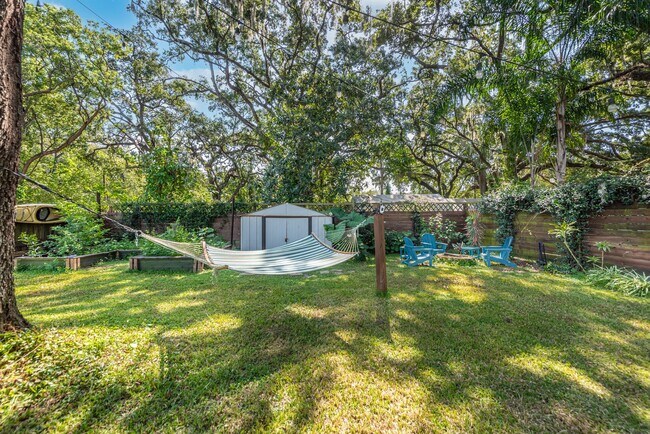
left=139, top=225, right=360, bottom=275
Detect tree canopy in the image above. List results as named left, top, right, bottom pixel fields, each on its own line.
left=15, top=0, right=650, bottom=207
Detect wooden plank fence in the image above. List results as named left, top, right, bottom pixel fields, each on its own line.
left=480, top=204, right=650, bottom=271
left=585, top=205, right=650, bottom=272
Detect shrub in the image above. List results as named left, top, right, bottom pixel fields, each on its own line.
left=140, top=221, right=227, bottom=256
left=427, top=213, right=465, bottom=245
left=464, top=210, right=483, bottom=246
left=587, top=266, right=650, bottom=297
left=43, top=212, right=110, bottom=256
left=385, top=230, right=411, bottom=254
left=358, top=227, right=411, bottom=255
left=119, top=202, right=259, bottom=230
left=17, top=233, right=44, bottom=257
left=548, top=221, right=585, bottom=272
left=102, top=234, right=138, bottom=252
left=543, top=261, right=577, bottom=275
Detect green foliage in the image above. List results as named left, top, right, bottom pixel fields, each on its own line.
left=548, top=221, right=585, bottom=272
left=480, top=174, right=650, bottom=266
left=102, top=235, right=139, bottom=252
left=326, top=208, right=373, bottom=232
left=140, top=221, right=227, bottom=256
left=412, top=211, right=425, bottom=238
left=325, top=208, right=373, bottom=260
left=32, top=206, right=139, bottom=257
left=119, top=202, right=258, bottom=230
left=17, top=233, right=44, bottom=257
left=464, top=210, right=483, bottom=246
left=587, top=266, right=650, bottom=297
left=142, top=147, right=198, bottom=202
left=385, top=230, right=411, bottom=254
left=18, top=3, right=140, bottom=210
left=543, top=261, right=580, bottom=275
left=427, top=213, right=466, bottom=245
left=43, top=212, right=110, bottom=257
left=595, top=241, right=613, bottom=267
left=357, top=227, right=411, bottom=255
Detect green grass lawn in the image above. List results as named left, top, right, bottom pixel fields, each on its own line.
left=2, top=258, right=649, bottom=433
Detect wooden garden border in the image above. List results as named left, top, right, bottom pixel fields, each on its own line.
left=129, top=256, right=204, bottom=273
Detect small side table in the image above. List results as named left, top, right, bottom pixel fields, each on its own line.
left=461, top=246, right=481, bottom=258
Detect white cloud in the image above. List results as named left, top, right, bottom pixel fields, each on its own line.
left=360, top=0, right=391, bottom=11
left=172, top=67, right=212, bottom=82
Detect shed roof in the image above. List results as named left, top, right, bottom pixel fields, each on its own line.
left=245, top=203, right=328, bottom=217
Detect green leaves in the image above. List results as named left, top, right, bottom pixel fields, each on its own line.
left=481, top=174, right=650, bottom=267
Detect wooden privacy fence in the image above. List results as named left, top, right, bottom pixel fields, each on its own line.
left=584, top=205, right=650, bottom=272
left=481, top=204, right=650, bottom=272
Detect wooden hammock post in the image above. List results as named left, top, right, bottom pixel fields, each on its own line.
left=374, top=207, right=387, bottom=296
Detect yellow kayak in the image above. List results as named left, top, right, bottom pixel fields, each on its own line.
left=15, top=204, right=63, bottom=224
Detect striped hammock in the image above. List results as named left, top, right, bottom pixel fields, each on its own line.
left=139, top=225, right=360, bottom=275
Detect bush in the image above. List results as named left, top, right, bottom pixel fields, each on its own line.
left=464, top=210, right=483, bottom=246
left=587, top=266, right=650, bottom=297
left=119, top=202, right=259, bottom=230
left=543, top=261, right=578, bottom=275
left=39, top=206, right=140, bottom=257
left=140, top=221, right=227, bottom=256
left=385, top=230, right=411, bottom=254
left=358, top=227, right=411, bottom=255
left=427, top=213, right=466, bottom=245
left=43, top=212, right=110, bottom=256
left=17, top=233, right=44, bottom=257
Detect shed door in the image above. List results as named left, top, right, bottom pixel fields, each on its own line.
left=265, top=218, right=287, bottom=249
left=286, top=218, right=309, bottom=244
left=264, top=218, right=310, bottom=249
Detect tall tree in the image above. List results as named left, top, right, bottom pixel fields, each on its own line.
left=21, top=3, right=120, bottom=176
left=0, top=0, right=29, bottom=331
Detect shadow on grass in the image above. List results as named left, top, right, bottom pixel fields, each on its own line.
left=8, top=259, right=650, bottom=432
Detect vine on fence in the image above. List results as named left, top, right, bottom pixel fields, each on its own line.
left=478, top=174, right=650, bottom=266
left=118, top=202, right=260, bottom=229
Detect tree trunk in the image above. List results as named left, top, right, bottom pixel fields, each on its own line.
left=555, top=86, right=567, bottom=185
left=499, top=131, right=518, bottom=183
left=0, top=0, right=29, bottom=331
left=530, top=140, right=537, bottom=188
left=478, top=167, right=487, bottom=195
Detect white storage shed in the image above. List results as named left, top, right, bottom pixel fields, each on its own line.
left=240, top=203, right=332, bottom=251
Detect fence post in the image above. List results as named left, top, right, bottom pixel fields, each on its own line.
left=374, top=212, right=387, bottom=296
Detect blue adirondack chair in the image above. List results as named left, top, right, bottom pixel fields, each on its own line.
left=401, top=237, right=436, bottom=267
left=480, top=236, right=516, bottom=268
left=421, top=233, right=448, bottom=254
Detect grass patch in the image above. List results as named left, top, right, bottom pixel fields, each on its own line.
left=2, top=258, right=649, bottom=432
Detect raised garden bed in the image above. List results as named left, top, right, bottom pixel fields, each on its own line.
left=14, top=249, right=142, bottom=271
left=14, top=256, right=66, bottom=270
left=129, top=256, right=204, bottom=273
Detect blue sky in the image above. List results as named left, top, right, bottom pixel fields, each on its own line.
left=33, top=0, right=390, bottom=65
left=34, top=0, right=392, bottom=111
left=35, top=0, right=391, bottom=30
left=33, top=0, right=137, bottom=29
